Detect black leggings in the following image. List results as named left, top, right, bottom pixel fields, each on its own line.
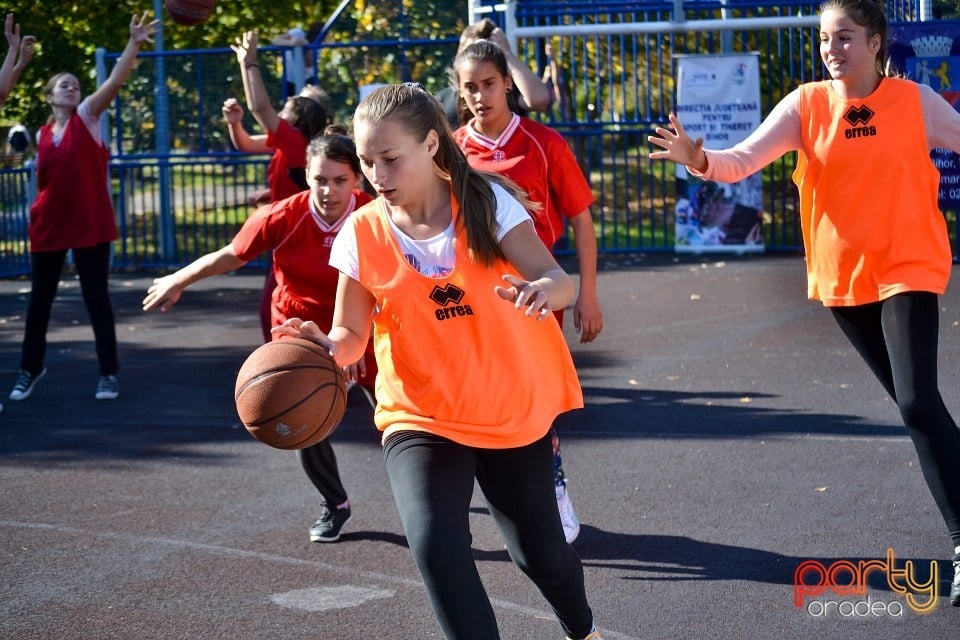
left=297, top=438, right=347, bottom=507
left=20, top=243, right=118, bottom=376
left=383, top=430, right=593, bottom=640
left=831, top=292, right=960, bottom=546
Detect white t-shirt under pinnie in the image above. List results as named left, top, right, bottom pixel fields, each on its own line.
left=330, top=181, right=531, bottom=280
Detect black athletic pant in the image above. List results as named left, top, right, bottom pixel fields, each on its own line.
left=20, top=243, right=118, bottom=376
left=383, top=430, right=594, bottom=640
left=297, top=438, right=347, bottom=507
left=831, top=292, right=960, bottom=546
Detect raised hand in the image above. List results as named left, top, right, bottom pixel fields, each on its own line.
left=648, top=112, right=707, bottom=171
left=129, top=12, right=160, bottom=46
left=231, top=30, right=258, bottom=67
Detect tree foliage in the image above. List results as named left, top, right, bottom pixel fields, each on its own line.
left=0, top=0, right=341, bottom=129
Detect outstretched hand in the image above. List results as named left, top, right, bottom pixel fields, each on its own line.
left=648, top=112, right=707, bottom=171
left=129, top=13, right=160, bottom=46
left=142, top=275, right=183, bottom=312
left=4, top=13, right=19, bottom=49
left=17, top=35, right=35, bottom=66
left=494, top=274, right=552, bottom=320
left=231, top=30, right=258, bottom=67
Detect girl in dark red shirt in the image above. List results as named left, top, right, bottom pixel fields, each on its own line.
left=9, top=12, right=158, bottom=404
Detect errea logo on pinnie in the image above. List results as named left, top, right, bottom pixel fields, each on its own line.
left=430, top=284, right=474, bottom=321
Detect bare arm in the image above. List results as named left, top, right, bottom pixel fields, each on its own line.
left=567, top=209, right=602, bottom=343
left=496, top=220, right=575, bottom=318
left=488, top=27, right=552, bottom=113
left=0, top=14, right=34, bottom=106
left=142, top=245, right=247, bottom=312
left=222, top=97, right=270, bottom=152
left=86, top=13, right=159, bottom=118
left=231, top=30, right=281, bottom=134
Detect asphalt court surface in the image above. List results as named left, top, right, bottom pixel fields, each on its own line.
left=2, top=253, right=960, bottom=639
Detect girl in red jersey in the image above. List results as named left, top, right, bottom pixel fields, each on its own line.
left=143, top=129, right=375, bottom=543
left=649, top=0, right=960, bottom=606
left=8, top=12, right=158, bottom=404
left=274, top=84, right=603, bottom=640
left=452, top=39, right=604, bottom=543
left=225, top=29, right=331, bottom=342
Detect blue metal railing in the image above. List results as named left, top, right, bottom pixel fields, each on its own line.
left=2, top=0, right=956, bottom=278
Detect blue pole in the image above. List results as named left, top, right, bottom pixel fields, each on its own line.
left=153, top=0, right=175, bottom=261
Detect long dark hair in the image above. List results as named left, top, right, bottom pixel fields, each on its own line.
left=819, top=0, right=888, bottom=76
left=286, top=94, right=331, bottom=141
left=353, top=84, right=512, bottom=265
left=451, top=40, right=524, bottom=120
left=306, top=124, right=361, bottom=175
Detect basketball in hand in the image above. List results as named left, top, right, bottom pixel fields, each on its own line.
left=235, top=338, right=348, bottom=450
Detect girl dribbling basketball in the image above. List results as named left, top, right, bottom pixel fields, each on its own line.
left=274, top=84, right=604, bottom=640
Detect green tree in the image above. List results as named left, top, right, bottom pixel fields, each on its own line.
left=0, top=0, right=339, bottom=130
left=1, top=0, right=465, bottom=152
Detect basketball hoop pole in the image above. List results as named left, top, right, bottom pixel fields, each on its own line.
left=152, top=0, right=175, bottom=261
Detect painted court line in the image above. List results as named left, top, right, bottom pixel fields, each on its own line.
left=1, top=520, right=642, bottom=640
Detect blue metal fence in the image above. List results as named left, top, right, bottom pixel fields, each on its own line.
left=0, top=0, right=955, bottom=277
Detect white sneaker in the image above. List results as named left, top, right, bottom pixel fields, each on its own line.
left=556, top=483, right=580, bottom=544
left=10, top=368, right=46, bottom=401
left=95, top=375, right=119, bottom=400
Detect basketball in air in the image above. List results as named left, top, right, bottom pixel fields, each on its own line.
left=235, top=338, right=348, bottom=450
left=164, top=0, right=218, bottom=26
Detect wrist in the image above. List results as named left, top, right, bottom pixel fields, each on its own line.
left=691, top=150, right=708, bottom=173
left=245, top=62, right=259, bottom=70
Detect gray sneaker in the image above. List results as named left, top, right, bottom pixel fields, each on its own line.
left=308, top=505, right=351, bottom=542
left=95, top=375, right=119, bottom=400
left=10, top=368, right=46, bottom=401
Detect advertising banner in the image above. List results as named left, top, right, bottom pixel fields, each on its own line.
left=674, top=54, right=764, bottom=253
left=888, top=21, right=960, bottom=208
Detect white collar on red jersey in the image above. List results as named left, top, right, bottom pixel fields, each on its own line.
left=309, top=192, right=357, bottom=232
left=465, top=112, right=520, bottom=150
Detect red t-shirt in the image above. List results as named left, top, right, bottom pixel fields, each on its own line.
left=453, top=114, right=594, bottom=250
left=232, top=188, right=377, bottom=385
left=232, top=189, right=373, bottom=328
left=266, top=118, right=308, bottom=201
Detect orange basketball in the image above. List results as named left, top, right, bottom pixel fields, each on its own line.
left=235, top=338, right=347, bottom=450
left=164, top=0, right=218, bottom=26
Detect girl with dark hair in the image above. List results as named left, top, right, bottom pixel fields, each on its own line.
left=452, top=39, right=604, bottom=544
left=274, top=84, right=603, bottom=639
left=9, top=12, right=158, bottom=404
left=438, top=18, right=552, bottom=127
left=143, top=128, right=375, bottom=544
left=224, top=29, right=332, bottom=342
left=650, top=0, right=960, bottom=606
